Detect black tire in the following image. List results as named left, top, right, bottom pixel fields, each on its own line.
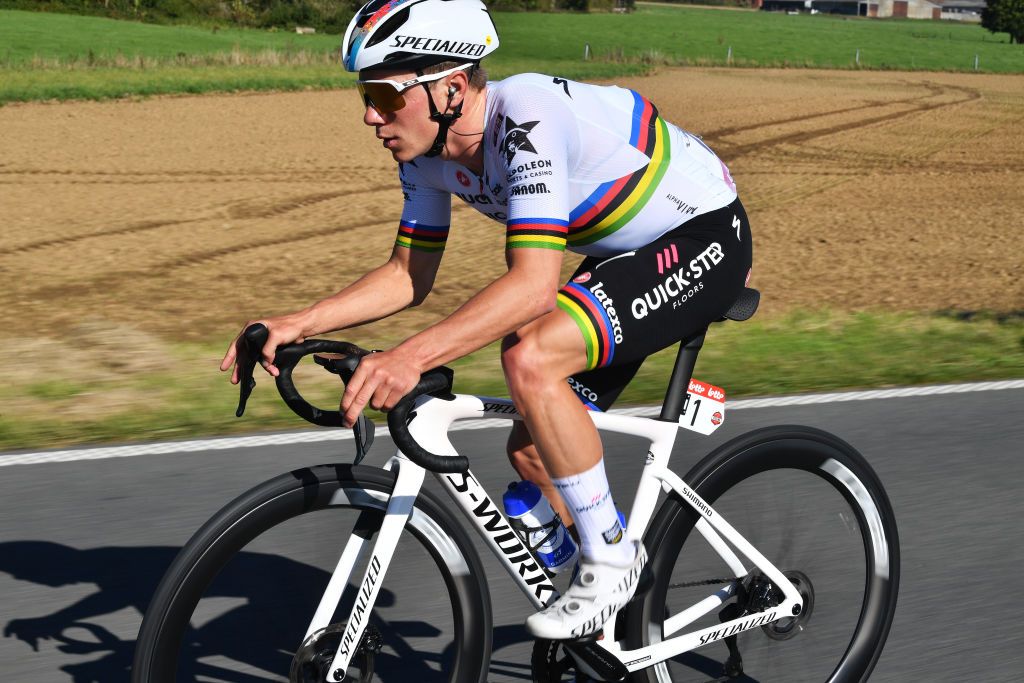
left=132, top=464, right=492, bottom=683
left=623, top=426, right=899, bottom=683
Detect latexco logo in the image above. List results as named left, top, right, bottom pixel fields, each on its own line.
left=587, top=282, right=624, bottom=344
left=568, top=377, right=599, bottom=403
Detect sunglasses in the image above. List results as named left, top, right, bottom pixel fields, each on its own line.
left=357, top=63, right=473, bottom=115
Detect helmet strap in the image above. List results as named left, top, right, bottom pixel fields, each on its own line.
left=422, top=81, right=463, bottom=158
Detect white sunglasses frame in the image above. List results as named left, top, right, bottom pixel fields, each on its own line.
left=356, top=63, right=474, bottom=109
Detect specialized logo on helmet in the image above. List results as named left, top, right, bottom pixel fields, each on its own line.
left=502, top=117, right=540, bottom=165
left=389, top=35, right=488, bottom=57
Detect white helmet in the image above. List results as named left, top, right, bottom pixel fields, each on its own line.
left=342, top=0, right=499, bottom=73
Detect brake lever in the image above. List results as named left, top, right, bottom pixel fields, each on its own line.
left=353, top=414, right=375, bottom=465
left=235, top=324, right=269, bottom=417
left=313, top=351, right=377, bottom=463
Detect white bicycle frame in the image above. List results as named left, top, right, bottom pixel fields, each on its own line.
left=311, top=393, right=804, bottom=680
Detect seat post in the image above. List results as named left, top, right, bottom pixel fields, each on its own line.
left=658, top=331, right=706, bottom=422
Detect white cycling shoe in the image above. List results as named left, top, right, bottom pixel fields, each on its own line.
left=526, top=542, right=648, bottom=640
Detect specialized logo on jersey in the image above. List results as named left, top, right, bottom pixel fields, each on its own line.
left=502, top=117, right=540, bottom=165
left=456, top=170, right=472, bottom=187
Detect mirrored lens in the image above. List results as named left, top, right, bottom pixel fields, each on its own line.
left=357, top=81, right=406, bottom=114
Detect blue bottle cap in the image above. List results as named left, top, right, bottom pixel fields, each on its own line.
left=502, top=480, right=542, bottom=517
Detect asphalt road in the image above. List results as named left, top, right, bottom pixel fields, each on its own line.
left=1, top=387, right=1022, bottom=682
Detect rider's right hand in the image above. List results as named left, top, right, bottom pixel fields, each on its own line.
left=220, top=314, right=310, bottom=384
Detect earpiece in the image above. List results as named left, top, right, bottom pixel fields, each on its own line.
left=448, top=85, right=457, bottom=96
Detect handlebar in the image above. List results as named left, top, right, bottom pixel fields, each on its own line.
left=235, top=324, right=468, bottom=473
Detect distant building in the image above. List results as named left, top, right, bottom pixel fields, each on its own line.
left=761, top=0, right=950, bottom=18
left=938, top=0, right=985, bottom=21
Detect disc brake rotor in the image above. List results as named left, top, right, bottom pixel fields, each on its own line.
left=761, top=570, right=815, bottom=641
left=290, top=624, right=380, bottom=683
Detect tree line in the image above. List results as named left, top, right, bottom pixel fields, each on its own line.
left=0, top=0, right=636, bottom=34
left=982, top=0, right=1024, bottom=44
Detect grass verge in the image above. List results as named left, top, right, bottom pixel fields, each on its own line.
left=2, top=7, right=1022, bottom=104
left=2, top=310, right=1021, bottom=452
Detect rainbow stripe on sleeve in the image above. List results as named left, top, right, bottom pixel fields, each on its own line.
left=505, top=217, right=568, bottom=251
left=568, top=92, right=671, bottom=248
left=395, top=220, right=449, bottom=252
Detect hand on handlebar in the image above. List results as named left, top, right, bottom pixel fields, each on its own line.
left=340, top=348, right=425, bottom=428
left=220, top=314, right=309, bottom=384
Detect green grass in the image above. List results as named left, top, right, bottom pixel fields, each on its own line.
left=0, top=9, right=344, bottom=63
left=1, top=7, right=1021, bottom=104
left=2, top=310, right=1021, bottom=451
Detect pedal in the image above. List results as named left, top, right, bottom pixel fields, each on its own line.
left=563, top=639, right=628, bottom=682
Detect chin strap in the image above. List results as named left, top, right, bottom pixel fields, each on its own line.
left=420, top=63, right=477, bottom=158
left=422, top=83, right=463, bottom=158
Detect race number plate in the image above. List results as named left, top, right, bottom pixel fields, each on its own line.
left=679, top=379, right=726, bottom=435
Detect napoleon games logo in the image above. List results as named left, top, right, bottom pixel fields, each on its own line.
left=501, top=117, right=540, bottom=165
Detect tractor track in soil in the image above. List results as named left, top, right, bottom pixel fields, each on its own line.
left=1, top=69, right=1021, bottom=336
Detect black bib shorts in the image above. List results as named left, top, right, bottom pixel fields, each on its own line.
left=557, top=198, right=752, bottom=411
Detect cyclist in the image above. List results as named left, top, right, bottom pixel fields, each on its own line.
left=221, top=0, right=751, bottom=641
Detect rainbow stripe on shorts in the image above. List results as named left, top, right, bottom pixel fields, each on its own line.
left=557, top=281, right=618, bottom=370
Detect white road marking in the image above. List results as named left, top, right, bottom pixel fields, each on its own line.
left=3, top=380, right=1022, bottom=467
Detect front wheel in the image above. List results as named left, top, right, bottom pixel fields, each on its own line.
left=132, top=464, right=492, bottom=682
left=624, top=426, right=899, bottom=682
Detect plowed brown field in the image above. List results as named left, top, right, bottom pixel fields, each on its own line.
left=2, top=69, right=1022, bottom=346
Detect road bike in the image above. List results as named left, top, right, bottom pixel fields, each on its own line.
left=132, top=287, right=899, bottom=682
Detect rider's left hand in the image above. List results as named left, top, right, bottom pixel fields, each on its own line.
left=340, top=348, right=424, bottom=427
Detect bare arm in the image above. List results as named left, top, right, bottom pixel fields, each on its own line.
left=397, top=247, right=562, bottom=369
left=339, top=247, right=564, bottom=425
left=220, top=246, right=443, bottom=382
left=299, top=246, right=443, bottom=337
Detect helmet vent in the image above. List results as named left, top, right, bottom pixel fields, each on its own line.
left=366, top=7, right=410, bottom=49
left=356, top=0, right=394, bottom=28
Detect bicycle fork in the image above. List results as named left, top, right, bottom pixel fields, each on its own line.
left=301, top=457, right=426, bottom=681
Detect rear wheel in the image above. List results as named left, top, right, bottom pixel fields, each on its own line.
left=132, top=464, right=492, bottom=682
left=624, top=426, right=899, bottom=682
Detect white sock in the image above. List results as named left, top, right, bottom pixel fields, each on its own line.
left=553, top=459, right=635, bottom=565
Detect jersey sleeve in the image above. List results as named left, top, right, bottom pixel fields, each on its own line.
left=496, top=79, right=578, bottom=252
left=395, top=160, right=451, bottom=253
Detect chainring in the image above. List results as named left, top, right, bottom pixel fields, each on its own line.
left=531, top=639, right=596, bottom=683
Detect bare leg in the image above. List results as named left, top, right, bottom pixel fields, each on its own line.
left=506, top=422, right=577, bottom=539
left=501, top=311, right=602, bottom=480
left=503, top=308, right=632, bottom=564
left=508, top=308, right=647, bottom=639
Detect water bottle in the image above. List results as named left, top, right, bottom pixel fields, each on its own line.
left=502, top=480, right=579, bottom=574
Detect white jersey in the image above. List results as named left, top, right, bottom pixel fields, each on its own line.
left=394, top=73, right=737, bottom=257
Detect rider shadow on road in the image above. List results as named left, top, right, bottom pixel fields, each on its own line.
left=0, top=541, right=448, bottom=682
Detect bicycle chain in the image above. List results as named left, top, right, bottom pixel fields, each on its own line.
left=666, top=577, right=735, bottom=590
